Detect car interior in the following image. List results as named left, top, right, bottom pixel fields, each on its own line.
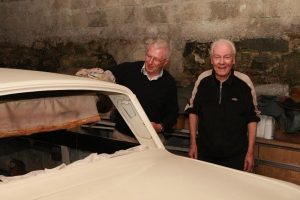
left=0, top=90, right=138, bottom=177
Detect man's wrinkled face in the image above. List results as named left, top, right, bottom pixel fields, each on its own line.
left=211, top=43, right=235, bottom=81
left=145, top=45, right=168, bottom=77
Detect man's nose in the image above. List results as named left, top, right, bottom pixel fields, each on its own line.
left=149, top=57, right=154, bottom=64
left=219, top=57, right=225, bottom=63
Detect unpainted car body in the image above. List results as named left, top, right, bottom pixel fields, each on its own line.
left=0, top=68, right=299, bottom=200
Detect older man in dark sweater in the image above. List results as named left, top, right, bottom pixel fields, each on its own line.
left=110, top=39, right=179, bottom=143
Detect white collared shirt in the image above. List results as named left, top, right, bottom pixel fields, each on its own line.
left=141, top=64, right=164, bottom=81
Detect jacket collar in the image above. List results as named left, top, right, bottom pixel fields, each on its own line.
left=141, top=63, right=164, bottom=81
left=211, top=69, right=234, bottom=85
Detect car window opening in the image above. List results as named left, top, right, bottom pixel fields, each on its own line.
left=0, top=90, right=139, bottom=178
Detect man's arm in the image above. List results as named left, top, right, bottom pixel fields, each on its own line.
left=188, top=113, right=198, bottom=159
left=184, top=70, right=212, bottom=112
left=244, top=122, right=257, bottom=172
left=243, top=80, right=260, bottom=172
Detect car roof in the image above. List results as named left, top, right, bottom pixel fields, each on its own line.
left=0, top=68, right=130, bottom=96
left=0, top=68, right=164, bottom=148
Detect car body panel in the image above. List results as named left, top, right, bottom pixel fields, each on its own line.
left=0, top=68, right=300, bottom=199
left=0, top=148, right=299, bottom=200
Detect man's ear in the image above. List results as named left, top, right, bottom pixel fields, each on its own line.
left=163, top=59, right=169, bottom=67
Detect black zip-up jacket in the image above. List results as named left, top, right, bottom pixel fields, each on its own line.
left=190, top=70, right=259, bottom=158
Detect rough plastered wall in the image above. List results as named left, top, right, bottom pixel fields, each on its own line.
left=0, top=0, right=300, bottom=85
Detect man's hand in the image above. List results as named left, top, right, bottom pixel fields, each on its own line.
left=244, top=151, right=254, bottom=172
left=151, top=122, right=164, bottom=133
left=188, top=142, right=198, bottom=159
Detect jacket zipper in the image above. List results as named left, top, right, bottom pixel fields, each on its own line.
left=219, top=83, right=222, bottom=104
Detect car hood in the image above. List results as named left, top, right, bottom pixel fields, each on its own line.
left=0, top=148, right=299, bottom=200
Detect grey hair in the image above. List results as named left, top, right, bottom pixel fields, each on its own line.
left=146, top=38, right=171, bottom=59
left=210, top=39, right=236, bottom=56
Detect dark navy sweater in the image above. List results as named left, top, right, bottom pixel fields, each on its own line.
left=111, top=61, right=179, bottom=137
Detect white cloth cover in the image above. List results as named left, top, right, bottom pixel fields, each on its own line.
left=0, top=145, right=147, bottom=183
left=0, top=94, right=100, bottom=138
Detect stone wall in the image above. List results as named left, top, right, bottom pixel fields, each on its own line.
left=183, top=37, right=300, bottom=87
left=0, top=0, right=300, bottom=87
left=0, top=40, right=117, bottom=74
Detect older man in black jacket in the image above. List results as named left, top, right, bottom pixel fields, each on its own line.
left=187, top=39, right=259, bottom=172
